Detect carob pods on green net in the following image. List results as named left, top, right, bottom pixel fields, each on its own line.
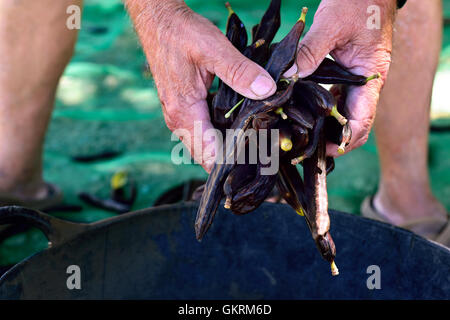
left=252, top=0, right=281, bottom=45
left=265, top=7, right=308, bottom=82
left=225, top=2, right=248, bottom=53
left=304, top=58, right=380, bottom=86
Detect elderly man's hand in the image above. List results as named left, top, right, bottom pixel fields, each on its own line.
left=285, top=0, right=397, bottom=157
left=126, top=0, right=276, bottom=172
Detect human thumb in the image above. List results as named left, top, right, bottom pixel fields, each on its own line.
left=209, top=40, right=276, bottom=100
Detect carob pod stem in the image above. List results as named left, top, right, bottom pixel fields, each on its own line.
left=304, top=58, right=380, bottom=86
left=325, top=85, right=353, bottom=154
left=279, top=126, right=293, bottom=152
left=337, top=123, right=352, bottom=154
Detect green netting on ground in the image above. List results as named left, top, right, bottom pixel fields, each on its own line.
left=1, top=0, right=450, bottom=265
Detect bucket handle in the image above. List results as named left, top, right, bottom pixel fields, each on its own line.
left=0, top=206, right=89, bottom=247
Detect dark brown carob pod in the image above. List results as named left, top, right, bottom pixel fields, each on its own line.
left=229, top=163, right=278, bottom=215
left=290, top=124, right=309, bottom=153
left=223, top=163, right=257, bottom=209
left=225, top=2, right=248, bottom=53
left=277, top=161, right=307, bottom=216
left=252, top=112, right=278, bottom=130
left=305, top=58, right=380, bottom=86
left=326, top=157, right=335, bottom=175
left=251, top=23, right=260, bottom=43
left=303, top=129, right=338, bottom=275
left=243, top=39, right=271, bottom=68
left=252, top=0, right=281, bottom=45
left=265, top=7, right=308, bottom=82
left=284, top=103, right=315, bottom=130
left=291, top=116, right=324, bottom=165
left=293, top=80, right=347, bottom=126
left=315, top=232, right=338, bottom=276
left=195, top=83, right=296, bottom=240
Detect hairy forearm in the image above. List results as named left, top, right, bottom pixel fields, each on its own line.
left=124, top=0, right=192, bottom=53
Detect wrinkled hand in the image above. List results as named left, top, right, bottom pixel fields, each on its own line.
left=285, top=0, right=397, bottom=157
left=127, top=1, right=276, bottom=172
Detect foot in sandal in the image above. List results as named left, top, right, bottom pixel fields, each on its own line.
left=361, top=194, right=450, bottom=248
left=0, top=183, right=63, bottom=211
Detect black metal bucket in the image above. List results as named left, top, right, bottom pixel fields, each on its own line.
left=0, top=202, right=449, bottom=299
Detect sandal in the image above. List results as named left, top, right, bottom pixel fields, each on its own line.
left=0, top=183, right=63, bottom=211
left=361, top=196, right=450, bottom=248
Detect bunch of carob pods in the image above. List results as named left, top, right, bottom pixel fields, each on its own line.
left=195, top=0, right=380, bottom=276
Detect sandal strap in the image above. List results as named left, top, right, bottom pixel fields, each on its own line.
left=399, top=216, right=448, bottom=230
left=435, top=222, right=450, bottom=247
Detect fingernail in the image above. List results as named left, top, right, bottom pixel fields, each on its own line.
left=283, top=64, right=298, bottom=78
left=250, top=75, right=275, bottom=97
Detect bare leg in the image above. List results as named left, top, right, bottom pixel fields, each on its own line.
left=0, top=0, right=81, bottom=199
left=374, top=0, right=447, bottom=232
